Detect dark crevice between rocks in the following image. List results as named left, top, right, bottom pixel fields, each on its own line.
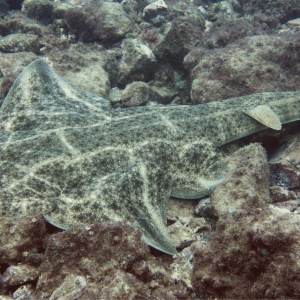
left=239, top=120, right=300, bottom=159
left=45, top=220, right=64, bottom=235
left=0, top=263, right=9, bottom=275
left=8, top=0, right=24, bottom=10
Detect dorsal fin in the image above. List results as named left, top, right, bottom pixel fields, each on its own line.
left=242, top=105, right=282, bottom=130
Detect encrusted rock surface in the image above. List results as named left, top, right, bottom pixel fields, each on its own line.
left=154, top=15, right=205, bottom=63
left=0, top=33, right=40, bottom=53
left=35, top=222, right=189, bottom=299
left=192, top=142, right=300, bottom=299
left=210, top=143, right=270, bottom=221
left=65, top=1, right=131, bottom=43
left=2, top=264, right=39, bottom=286
left=189, top=33, right=300, bottom=104
left=121, top=81, right=151, bottom=107
left=119, top=38, right=157, bottom=83
left=0, top=214, right=46, bottom=265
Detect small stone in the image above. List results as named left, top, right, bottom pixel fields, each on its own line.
left=12, top=283, right=34, bottom=299
left=121, top=81, right=151, bottom=107
left=287, top=18, right=300, bottom=26
left=269, top=162, right=299, bottom=188
left=48, top=274, right=87, bottom=300
left=169, top=217, right=210, bottom=249
left=3, top=264, right=39, bottom=286
left=194, top=197, right=211, bottom=215
left=142, top=0, right=167, bottom=20
left=109, top=87, right=123, bottom=104
left=273, top=200, right=299, bottom=212
left=270, top=186, right=289, bottom=203
left=119, top=38, right=157, bottom=82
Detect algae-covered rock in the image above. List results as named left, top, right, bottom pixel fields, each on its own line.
left=2, top=264, right=39, bottom=286
left=244, top=0, right=300, bottom=23
left=0, top=214, right=46, bottom=265
left=0, top=0, right=8, bottom=16
left=211, top=143, right=270, bottom=221
left=189, top=33, right=300, bottom=104
left=150, top=85, right=177, bottom=104
left=154, top=15, right=204, bottom=63
left=192, top=141, right=300, bottom=299
left=192, top=205, right=300, bottom=299
left=65, top=2, right=131, bottom=43
left=121, top=81, right=151, bottom=107
left=12, top=283, right=35, bottom=299
left=35, top=222, right=188, bottom=299
left=22, top=0, right=55, bottom=24
left=142, top=0, right=168, bottom=21
left=0, top=33, right=40, bottom=54
left=119, top=38, right=157, bottom=83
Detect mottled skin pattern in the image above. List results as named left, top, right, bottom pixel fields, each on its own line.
left=1, top=59, right=300, bottom=254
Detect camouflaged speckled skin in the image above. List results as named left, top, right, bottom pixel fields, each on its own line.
left=1, top=59, right=300, bottom=255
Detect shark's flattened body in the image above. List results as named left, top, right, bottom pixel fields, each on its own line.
left=1, top=59, right=300, bottom=255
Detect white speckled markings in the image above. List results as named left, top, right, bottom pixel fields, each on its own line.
left=1, top=59, right=300, bottom=255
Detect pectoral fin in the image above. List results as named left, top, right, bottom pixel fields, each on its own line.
left=242, top=105, right=282, bottom=130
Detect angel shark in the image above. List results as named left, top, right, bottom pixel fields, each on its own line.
left=0, top=59, right=300, bottom=255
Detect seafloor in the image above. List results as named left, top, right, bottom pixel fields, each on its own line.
left=1, top=0, right=300, bottom=299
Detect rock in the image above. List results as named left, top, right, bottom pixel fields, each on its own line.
left=287, top=18, right=300, bottom=27
left=121, top=81, right=151, bottom=107
left=12, top=283, right=34, bottom=300
left=273, top=200, right=299, bottom=212
left=190, top=34, right=300, bottom=104
left=244, top=0, right=300, bottom=24
left=0, top=214, right=47, bottom=265
left=269, top=186, right=291, bottom=203
left=168, top=220, right=195, bottom=249
left=269, top=162, right=299, bottom=188
left=22, top=0, right=55, bottom=25
left=48, top=274, right=87, bottom=300
left=0, top=0, right=8, bottom=15
left=119, top=38, right=157, bottom=83
left=109, top=87, right=123, bottom=105
left=154, top=15, right=204, bottom=63
left=0, top=296, right=13, bottom=300
left=34, top=222, right=188, bottom=299
left=194, top=197, right=211, bottom=215
left=192, top=140, right=300, bottom=299
left=142, top=0, right=167, bottom=21
left=2, top=264, right=39, bottom=286
left=1, top=11, right=45, bottom=36
left=59, top=61, right=110, bottom=99
left=192, top=205, right=300, bottom=299
left=191, top=140, right=300, bottom=298
left=150, top=85, right=176, bottom=104
left=169, top=217, right=210, bottom=250
left=171, top=241, right=205, bottom=290
left=210, top=143, right=270, bottom=222
left=167, top=197, right=199, bottom=222
left=203, top=17, right=265, bottom=49
left=64, top=2, right=131, bottom=43
left=0, top=34, right=40, bottom=54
